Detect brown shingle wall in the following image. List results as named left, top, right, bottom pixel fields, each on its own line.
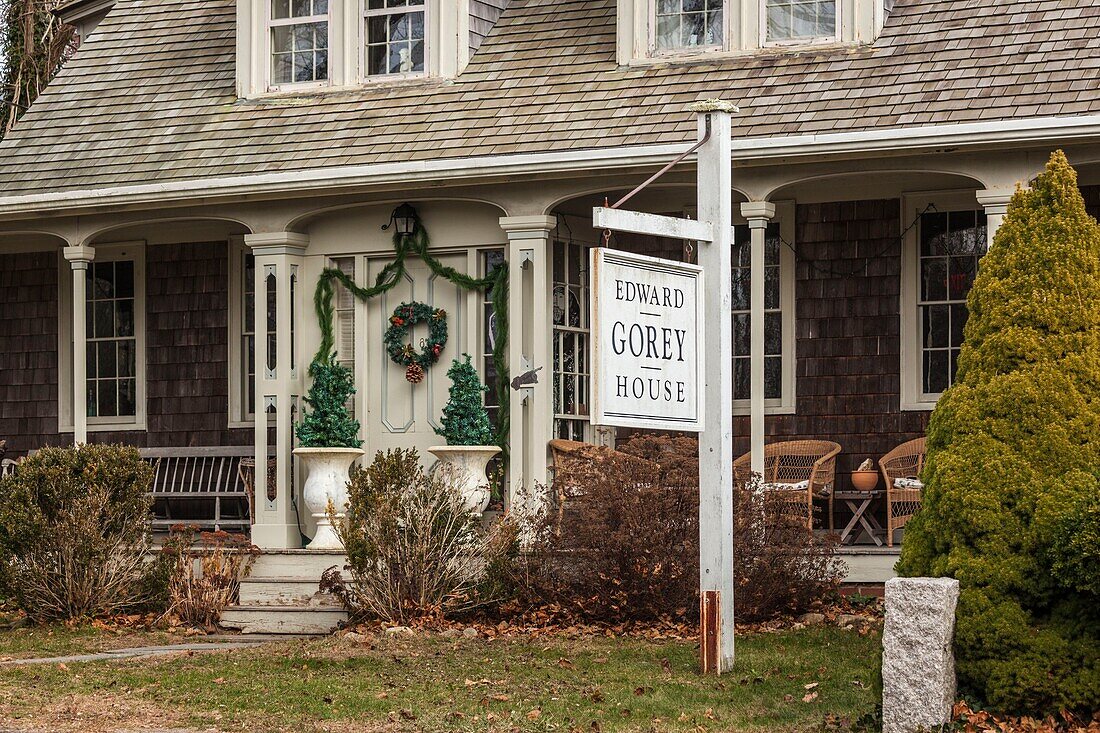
left=731, top=199, right=929, bottom=482
left=0, top=251, right=60, bottom=453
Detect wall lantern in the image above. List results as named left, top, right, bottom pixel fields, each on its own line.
left=383, top=202, right=419, bottom=235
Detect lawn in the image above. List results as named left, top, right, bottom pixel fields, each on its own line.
left=0, top=624, right=880, bottom=733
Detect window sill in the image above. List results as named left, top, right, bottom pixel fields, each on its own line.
left=732, top=403, right=795, bottom=417
left=900, top=400, right=937, bottom=413
left=625, top=40, right=866, bottom=67
left=60, top=420, right=147, bottom=434
left=242, top=75, right=444, bottom=102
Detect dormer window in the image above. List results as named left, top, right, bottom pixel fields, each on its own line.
left=655, top=0, right=724, bottom=51
left=365, top=0, right=426, bottom=77
left=764, top=0, right=837, bottom=44
left=270, top=0, right=330, bottom=86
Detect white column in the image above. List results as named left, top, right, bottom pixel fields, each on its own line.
left=976, top=189, right=1013, bottom=248
left=694, top=105, right=737, bottom=672
left=499, top=216, right=556, bottom=509
left=246, top=232, right=308, bottom=550
left=63, top=245, right=95, bottom=445
left=739, top=202, right=776, bottom=478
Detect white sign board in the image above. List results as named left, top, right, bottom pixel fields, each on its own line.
left=590, top=248, right=705, bottom=432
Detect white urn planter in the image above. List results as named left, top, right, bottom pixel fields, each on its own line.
left=428, top=445, right=501, bottom=515
left=293, top=446, right=365, bottom=550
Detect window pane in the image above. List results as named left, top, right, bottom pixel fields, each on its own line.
left=765, top=356, right=782, bottom=399
left=765, top=266, right=779, bottom=309
left=118, top=341, right=135, bottom=378
left=766, top=0, right=836, bottom=40
left=921, top=258, right=947, bottom=302
left=272, top=0, right=291, bottom=19
left=97, top=341, right=117, bottom=379
left=119, top=379, right=137, bottom=417
left=116, top=299, right=134, bottom=337
left=924, top=350, right=949, bottom=394
left=115, top=261, right=134, bottom=298
left=950, top=303, right=968, bottom=347
left=733, top=313, right=750, bottom=356
left=923, top=304, right=949, bottom=349
left=764, top=312, right=782, bottom=355
left=732, top=267, right=750, bottom=310
left=655, top=0, right=722, bottom=49
left=94, top=301, right=114, bottom=339
left=98, top=380, right=117, bottom=418
left=734, top=358, right=749, bottom=400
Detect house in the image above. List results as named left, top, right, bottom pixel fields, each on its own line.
left=0, top=0, right=1098, bottom=561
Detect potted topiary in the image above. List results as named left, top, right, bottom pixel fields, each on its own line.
left=429, top=354, right=500, bottom=515
left=293, top=358, right=364, bottom=549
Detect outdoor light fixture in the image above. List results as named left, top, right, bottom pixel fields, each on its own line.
left=383, top=202, right=419, bottom=235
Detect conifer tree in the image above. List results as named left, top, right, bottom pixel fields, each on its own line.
left=898, top=151, right=1100, bottom=714
left=1, top=0, right=75, bottom=136
left=436, top=355, right=494, bottom=446
left=295, top=359, right=362, bottom=449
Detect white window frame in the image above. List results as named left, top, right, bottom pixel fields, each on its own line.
left=649, top=0, right=729, bottom=56
left=361, top=0, right=430, bottom=81
left=58, top=242, right=147, bottom=433
left=900, top=190, right=984, bottom=411
left=732, top=201, right=796, bottom=416
left=227, top=237, right=255, bottom=427
left=266, top=0, right=333, bottom=93
left=760, top=0, right=841, bottom=47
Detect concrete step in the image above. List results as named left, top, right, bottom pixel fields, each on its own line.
left=250, top=550, right=347, bottom=578
left=238, top=576, right=347, bottom=605
left=220, top=605, right=348, bottom=635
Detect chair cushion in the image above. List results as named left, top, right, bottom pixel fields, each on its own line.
left=761, top=480, right=810, bottom=492
left=893, top=477, right=924, bottom=490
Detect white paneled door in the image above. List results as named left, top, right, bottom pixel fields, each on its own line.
left=364, top=253, right=473, bottom=459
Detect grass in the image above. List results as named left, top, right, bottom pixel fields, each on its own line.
left=0, top=625, right=880, bottom=733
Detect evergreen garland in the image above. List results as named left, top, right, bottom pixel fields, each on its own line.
left=295, top=359, right=362, bottom=449
left=436, top=355, right=494, bottom=447
left=313, top=214, right=509, bottom=450
left=1, top=0, right=76, bottom=136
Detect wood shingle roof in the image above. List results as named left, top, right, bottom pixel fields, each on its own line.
left=0, top=0, right=1097, bottom=196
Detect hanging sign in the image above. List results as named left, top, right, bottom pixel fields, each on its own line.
left=590, top=248, right=705, bottom=432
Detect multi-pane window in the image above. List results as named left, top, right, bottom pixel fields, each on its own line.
left=731, top=223, right=784, bottom=401
left=481, top=250, right=506, bottom=429
left=764, top=0, right=837, bottom=42
left=86, top=260, right=137, bottom=420
left=553, top=240, right=591, bottom=442
left=918, top=210, right=987, bottom=396
left=241, top=252, right=257, bottom=417
left=270, top=0, right=329, bottom=86
left=655, top=0, right=724, bottom=50
left=365, top=0, right=426, bottom=77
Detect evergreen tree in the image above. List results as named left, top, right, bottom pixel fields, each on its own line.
left=898, top=151, right=1100, bottom=714
left=1, top=0, right=75, bottom=136
left=436, top=355, right=494, bottom=446
left=295, top=359, right=362, bottom=449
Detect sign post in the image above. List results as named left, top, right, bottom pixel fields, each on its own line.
left=592, top=101, right=741, bottom=674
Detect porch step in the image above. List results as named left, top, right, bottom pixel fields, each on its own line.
left=250, top=550, right=347, bottom=578
left=220, top=605, right=348, bottom=635
left=238, top=575, right=348, bottom=605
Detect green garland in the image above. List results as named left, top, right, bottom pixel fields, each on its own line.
left=384, top=302, right=448, bottom=369
left=313, top=216, right=510, bottom=451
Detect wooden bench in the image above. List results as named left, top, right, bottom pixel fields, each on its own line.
left=140, top=447, right=257, bottom=533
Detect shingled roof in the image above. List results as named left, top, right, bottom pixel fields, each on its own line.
left=0, top=0, right=1098, bottom=196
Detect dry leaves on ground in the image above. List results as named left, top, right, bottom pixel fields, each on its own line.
left=953, top=702, right=1100, bottom=733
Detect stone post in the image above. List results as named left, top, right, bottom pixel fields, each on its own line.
left=882, top=577, right=960, bottom=733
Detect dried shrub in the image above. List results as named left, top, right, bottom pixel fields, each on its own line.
left=156, top=526, right=258, bottom=629
left=0, top=444, right=155, bottom=622
left=331, top=449, right=517, bottom=623
left=522, top=435, right=844, bottom=623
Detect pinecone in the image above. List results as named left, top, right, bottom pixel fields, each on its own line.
left=405, top=363, right=425, bottom=384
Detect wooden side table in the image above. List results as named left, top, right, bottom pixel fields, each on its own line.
left=833, top=488, right=886, bottom=546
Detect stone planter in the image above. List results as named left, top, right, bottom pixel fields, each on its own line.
left=428, top=445, right=501, bottom=516
left=293, top=446, right=365, bottom=550
left=851, top=469, right=879, bottom=491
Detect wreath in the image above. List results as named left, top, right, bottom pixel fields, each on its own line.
left=384, top=301, right=448, bottom=383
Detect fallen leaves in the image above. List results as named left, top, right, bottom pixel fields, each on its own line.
left=953, top=702, right=1100, bottom=733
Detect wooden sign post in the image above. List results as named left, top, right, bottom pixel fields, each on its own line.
left=593, top=102, right=748, bottom=674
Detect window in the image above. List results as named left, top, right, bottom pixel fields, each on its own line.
left=731, top=219, right=796, bottom=414
left=654, top=0, right=724, bottom=50
left=364, top=0, right=426, bottom=77
left=481, top=249, right=505, bottom=429
left=229, top=243, right=258, bottom=424
left=553, top=240, right=591, bottom=442
left=270, top=0, right=330, bottom=87
left=916, top=210, right=986, bottom=396
left=59, top=243, right=146, bottom=431
left=901, top=193, right=988, bottom=410
left=764, top=0, right=837, bottom=43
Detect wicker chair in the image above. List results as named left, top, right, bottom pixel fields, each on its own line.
left=732, top=440, right=842, bottom=531
left=548, top=439, right=662, bottom=524
left=879, top=437, right=927, bottom=547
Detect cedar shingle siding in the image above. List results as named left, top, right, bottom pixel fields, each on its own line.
left=0, top=252, right=60, bottom=454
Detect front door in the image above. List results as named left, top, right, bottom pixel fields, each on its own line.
left=363, top=253, right=472, bottom=460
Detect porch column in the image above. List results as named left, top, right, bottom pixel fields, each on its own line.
left=976, top=189, right=1013, bottom=248
left=63, top=245, right=95, bottom=445
left=739, top=202, right=776, bottom=477
left=246, top=232, right=308, bottom=550
left=499, top=215, right=556, bottom=508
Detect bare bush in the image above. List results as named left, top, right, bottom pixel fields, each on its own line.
left=521, top=435, right=845, bottom=623
left=154, top=526, right=258, bottom=629
left=0, top=445, right=155, bottom=622
left=330, top=449, right=517, bottom=623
